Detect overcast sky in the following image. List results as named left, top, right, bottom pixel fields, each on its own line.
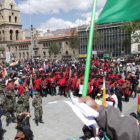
left=15, top=0, right=107, bottom=30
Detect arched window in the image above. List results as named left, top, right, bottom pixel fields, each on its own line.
left=15, top=16, right=17, bottom=23
left=66, top=51, right=69, bottom=55
left=11, top=5, right=13, bottom=10
left=9, top=16, right=11, bottom=22
left=23, top=52, right=25, bottom=58
left=16, top=30, right=19, bottom=40
left=0, top=31, right=1, bottom=41
left=43, top=51, right=46, bottom=56
left=27, top=52, right=29, bottom=59
left=10, top=30, right=13, bottom=40
left=19, top=53, right=21, bottom=58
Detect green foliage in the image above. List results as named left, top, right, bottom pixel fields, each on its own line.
left=48, top=42, right=61, bottom=57
left=69, top=30, right=80, bottom=50
left=94, top=29, right=102, bottom=46
left=121, top=20, right=140, bottom=34
left=121, top=20, right=140, bottom=49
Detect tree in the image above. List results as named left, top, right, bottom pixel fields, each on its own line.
left=93, top=29, right=102, bottom=50
left=121, top=20, right=140, bottom=43
left=69, top=30, right=80, bottom=58
left=121, top=20, right=140, bottom=55
left=48, top=42, right=61, bottom=58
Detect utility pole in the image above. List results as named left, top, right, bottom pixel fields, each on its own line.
left=31, top=25, right=33, bottom=61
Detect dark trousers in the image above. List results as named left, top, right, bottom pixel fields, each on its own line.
left=117, top=96, right=122, bottom=112
left=42, top=88, right=47, bottom=97
left=125, top=94, right=129, bottom=102
left=36, top=89, right=43, bottom=97
left=130, top=86, right=137, bottom=98
left=59, top=87, right=66, bottom=96
left=49, top=86, right=56, bottom=96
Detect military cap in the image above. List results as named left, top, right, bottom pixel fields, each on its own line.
left=34, top=92, right=39, bottom=95
left=6, top=91, right=12, bottom=96
left=18, top=97, right=23, bottom=103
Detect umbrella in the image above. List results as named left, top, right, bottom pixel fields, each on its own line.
left=8, top=70, right=17, bottom=73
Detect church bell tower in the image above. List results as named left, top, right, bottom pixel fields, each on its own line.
left=0, top=0, right=22, bottom=42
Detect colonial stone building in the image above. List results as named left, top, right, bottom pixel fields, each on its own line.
left=0, top=0, right=22, bottom=61
left=0, top=0, right=78, bottom=62
left=8, top=33, right=76, bottom=60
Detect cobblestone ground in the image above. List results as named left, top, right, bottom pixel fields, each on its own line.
left=2, top=92, right=139, bottom=140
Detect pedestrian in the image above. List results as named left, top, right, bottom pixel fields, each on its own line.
left=115, top=83, right=123, bottom=112
left=3, top=91, right=16, bottom=126
left=15, top=112, right=33, bottom=140
left=32, top=93, right=44, bottom=126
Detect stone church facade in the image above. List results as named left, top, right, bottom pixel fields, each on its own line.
left=0, top=0, right=78, bottom=62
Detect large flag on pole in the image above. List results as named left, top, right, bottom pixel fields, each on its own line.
left=138, top=95, right=140, bottom=124
left=96, top=0, right=140, bottom=24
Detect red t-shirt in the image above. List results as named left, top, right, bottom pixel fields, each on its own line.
left=18, top=85, right=24, bottom=96
left=34, top=79, right=41, bottom=89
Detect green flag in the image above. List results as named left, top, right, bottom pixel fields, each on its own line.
left=96, top=0, right=140, bottom=23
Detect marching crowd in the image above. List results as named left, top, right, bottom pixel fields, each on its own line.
left=0, top=57, right=139, bottom=140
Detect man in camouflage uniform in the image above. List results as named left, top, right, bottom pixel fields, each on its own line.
left=3, top=91, right=16, bottom=126
left=21, top=90, right=30, bottom=112
left=32, top=93, right=44, bottom=126
left=16, top=96, right=26, bottom=115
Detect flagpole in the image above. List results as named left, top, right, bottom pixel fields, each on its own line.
left=82, top=0, right=98, bottom=96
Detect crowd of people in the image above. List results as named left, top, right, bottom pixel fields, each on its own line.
left=0, top=57, right=139, bottom=140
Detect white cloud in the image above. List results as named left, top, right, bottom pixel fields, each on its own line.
left=18, top=0, right=107, bottom=14
left=38, top=17, right=86, bottom=30
left=18, top=0, right=92, bottom=14
left=97, top=0, right=107, bottom=8
left=38, top=1, right=106, bottom=31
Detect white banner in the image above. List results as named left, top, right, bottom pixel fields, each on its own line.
left=6, top=52, right=10, bottom=63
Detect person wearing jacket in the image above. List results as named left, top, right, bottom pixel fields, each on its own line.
left=78, top=96, right=140, bottom=140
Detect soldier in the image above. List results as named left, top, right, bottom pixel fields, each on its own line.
left=3, top=91, right=16, bottom=126
left=21, top=90, right=30, bottom=112
left=32, top=93, right=44, bottom=126
left=16, top=96, right=26, bottom=115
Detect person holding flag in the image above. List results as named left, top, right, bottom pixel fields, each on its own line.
left=79, top=96, right=140, bottom=140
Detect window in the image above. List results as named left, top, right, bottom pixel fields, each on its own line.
left=27, top=52, right=29, bottom=58
left=9, top=16, right=11, bottom=22
left=35, top=51, right=37, bottom=55
left=23, top=52, right=25, bottom=58
left=16, top=30, right=19, bottom=40
left=11, top=5, right=13, bottom=10
left=15, top=16, right=17, bottom=23
left=10, top=30, right=13, bottom=40
left=138, top=45, right=140, bottom=51
left=66, top=51, right=69, bottom=55
left=43, top=51, right=46, bottom=56
left=19, top=53, right=21, bottom=58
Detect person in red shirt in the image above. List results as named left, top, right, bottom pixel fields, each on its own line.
left=48, top=73, right=56, bottom=96
left=17, top=83, right=24, bottom=96
left=122, top=80, right=131, bottom=102
left=34, top=77, right=43, bottom=97
left=42, top=76, right=47, bottom=97
left=58, top=74, right=66, bottom=96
